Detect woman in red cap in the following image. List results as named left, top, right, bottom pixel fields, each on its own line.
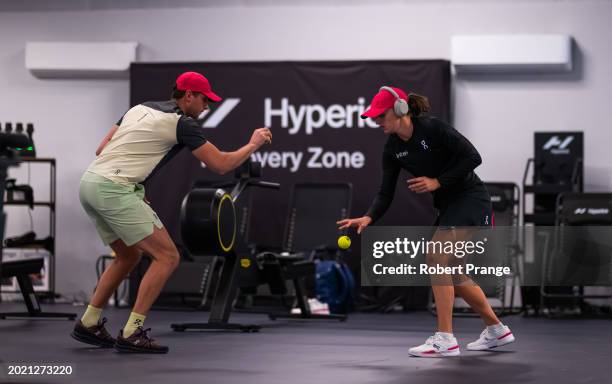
left=338, top=86, right=515, bottom=357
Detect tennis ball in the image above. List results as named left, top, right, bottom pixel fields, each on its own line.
left=338, top=235, right=351, bottom=250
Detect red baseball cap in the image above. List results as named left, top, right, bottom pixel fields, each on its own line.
left=361, top=86, right=408, bottom=119
left=175, top=71, right=222, bottom=102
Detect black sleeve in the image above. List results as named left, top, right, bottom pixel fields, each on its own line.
left=366, top=150, right=400, bottom=223
left=434, top=119, right=482, bottom=188
left=177, top=115, right=208, bottom=150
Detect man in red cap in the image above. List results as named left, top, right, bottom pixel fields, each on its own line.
left=338, top=86, right=515, bottom=358
left=72, top=71, right=272, bottom=353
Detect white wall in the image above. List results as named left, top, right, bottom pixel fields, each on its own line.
left=1, top=0, right=611, bottom=297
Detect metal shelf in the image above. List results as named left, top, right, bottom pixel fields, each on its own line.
left=18, top=157, right=55, bottom=164
left=2, top=158, right=57, bottom=297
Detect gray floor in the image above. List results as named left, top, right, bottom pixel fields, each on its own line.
left=0, top=303, right=610, bottom=384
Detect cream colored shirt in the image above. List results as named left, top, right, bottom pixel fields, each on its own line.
left=87, top=100, right=207, bottom=185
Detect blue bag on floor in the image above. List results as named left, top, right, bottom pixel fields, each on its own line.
left=315, top=260, right=355, bottom=314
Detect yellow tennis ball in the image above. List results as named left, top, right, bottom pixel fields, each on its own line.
left=338, top=235, right=351, bottom=250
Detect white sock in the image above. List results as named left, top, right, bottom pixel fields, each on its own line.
left=487, top=323, right=506, bottom=335
left=435, top=332, right=455, bottom=341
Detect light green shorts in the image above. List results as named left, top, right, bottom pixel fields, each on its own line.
left=79, top=172, right=163, bottom=246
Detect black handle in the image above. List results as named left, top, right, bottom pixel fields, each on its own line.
left=250, top=180, right=280, bottom=190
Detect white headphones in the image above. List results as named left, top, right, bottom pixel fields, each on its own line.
left=379, top=86, right=409, bottom=117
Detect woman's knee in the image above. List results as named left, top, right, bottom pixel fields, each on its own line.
left=426, top=253, right=451, bottom=267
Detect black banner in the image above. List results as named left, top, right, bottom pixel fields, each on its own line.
left=130, top=60, right=451, bottom=250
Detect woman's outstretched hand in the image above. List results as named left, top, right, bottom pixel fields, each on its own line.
left=337, top=216, right=373, bottom=235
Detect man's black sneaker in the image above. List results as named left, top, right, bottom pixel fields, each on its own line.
left=71, top=318, right=116, bottom=348
left=114, top=327, right=169, bottom=354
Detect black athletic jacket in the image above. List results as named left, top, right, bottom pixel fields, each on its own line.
left=366, top=116, right=485, bottom=223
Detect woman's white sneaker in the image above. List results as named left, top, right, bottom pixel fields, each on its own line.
left=409, top=333, right=461, bottom=358
left=467, top=325, right=515, bottom=351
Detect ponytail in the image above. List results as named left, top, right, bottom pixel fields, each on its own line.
left=407, top=93, right=430, bottom=117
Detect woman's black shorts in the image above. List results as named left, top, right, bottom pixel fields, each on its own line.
left=435, top=187, right=493, bottom=228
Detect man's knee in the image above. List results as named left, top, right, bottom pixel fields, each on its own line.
left=111, top=241, right=142, bottom=264
left=168, top=249, right=180, bottom=270
left=157, top=248, right=180, bottom=270
left=123, top=252, right=143, bottom=269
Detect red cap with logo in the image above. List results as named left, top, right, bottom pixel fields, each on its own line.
left=361, top=86, right=408, bottom=119
left=175, top=71, right=222, bottom=102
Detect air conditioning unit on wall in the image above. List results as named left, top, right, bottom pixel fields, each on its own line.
left=25, top=41, right=138, bottom=78
left=451, top=34, right=573, bottom=74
